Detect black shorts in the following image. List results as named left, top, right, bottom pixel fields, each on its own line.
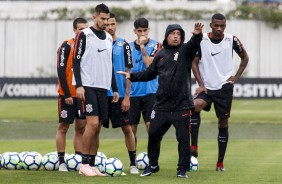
left=84, top=87, right=108, bottom=121
left=195, top=83, right=234, bottom=119
left=58, top=95, right=85, bottom=124
left=103, top=97, right=130, bottom=128
left=129, top=94, right=155, bottom=125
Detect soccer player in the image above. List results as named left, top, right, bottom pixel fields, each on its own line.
left=129, top=18, right=162, bottom=145
left=104, top=13, right=139, bottom=174
left=190, top=13, right=249, bottom=171
left=72, top=4, right=116, bottom=176
left=56, top=17, right=88, bottom=172
left=118, top=22, right=204, bottom=178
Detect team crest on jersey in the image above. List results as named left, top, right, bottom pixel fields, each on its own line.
left=117, top=41, right=124, bottom=46
left=151, top=110, right=156, bottom=119
left=86, top=34, right=94, bottom=38
left=86, top=104, right=93, bottom=113
left=60, top=110, right=68, bottom=118
left=148, top=43, right=155, bottom=47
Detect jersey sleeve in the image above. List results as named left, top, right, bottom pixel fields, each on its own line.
left=57, top=41, right=71, bottom=97
left=72, top=31, right=86, bottom=88
left=233, top=35, right=245, bottom=55
left=123, top=41, right=133, bottom=68
left=150, top=42, right=162, bottom=57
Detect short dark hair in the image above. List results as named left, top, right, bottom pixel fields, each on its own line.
left=211, top=13, right=226, bottom=21
left=73, top=17, right=88, bottom=29
left=95, top=3, right=110, bottom=15
left=134, top=18, right=149, bottom=29
left=109, top=12, right=116, bottom=19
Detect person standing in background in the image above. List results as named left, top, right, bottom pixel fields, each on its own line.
left=129, top=17, right=162, bottom=147
left=104, top=13, right=139, bottom=174
left=56, top=18, right=88, bottom=172
left=190, top=13, right=249, bottom=171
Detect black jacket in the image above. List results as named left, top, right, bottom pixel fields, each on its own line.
left=130, top=24, right=202, bottom=111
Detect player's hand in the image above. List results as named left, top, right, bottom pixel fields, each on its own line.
left=194, top=86, right=207, bottom=97
left=227, top=76, right=239, bottom=84
left=121, top=96, right=130, bottom=112
left=112, top=92, right=119, bottom=103
left=65, top=97, right=74, bottom=105
left=192, top=22, right=204, bottom=35
left=117, top=71, right=131, bottom=80
left=138, top=36, right=147, bottom=47
left=76, top=87, right=85, bottom=102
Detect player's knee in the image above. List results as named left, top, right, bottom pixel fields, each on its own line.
left=58, top=123, right=69, bottom=133
left=121, top=125, right=132, bottom=135
left=75, top=126, right=85, bottom=135
left=218, top=117, right=228, bottom=129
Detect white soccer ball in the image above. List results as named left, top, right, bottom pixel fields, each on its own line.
left=41, top=152, right=59, bottom=171
left=95, top=152, right=107, bottom=173
left=136, top=152, right=149, bottom=170
left=19, top=151, right=29, bottom=161
left=189, top=156, right=199, bottom=171
left=1, top=152, right=9, bottom=168
left=104, top=158, right=124, bottom=177
left=65, top=154, right=82, bottom=171
left=3, top=152, right=22, bottom=170
left=0, top=154, right=3, bottom=169
left=22, top=152, right=42, bottom=170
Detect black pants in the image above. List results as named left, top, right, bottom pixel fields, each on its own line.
left=148, top=109, right=191, bottom=171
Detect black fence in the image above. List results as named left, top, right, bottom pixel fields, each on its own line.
left=0, top=77, right=281, bottom=99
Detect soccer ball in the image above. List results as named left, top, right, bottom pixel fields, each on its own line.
left=95, top=152, right=107, bottom=172
left=0, top=154, right=3, bottom=169
left=41, top=152, right=59, bottom=171
left=104, top=158, right=123, bottom=177
left=22, top=152, right=42, bottom=170
left=135, top=152, right=149, bottom=170
left=65, top=154, right=82, bottom=171
left=3, top=152, right=22, bottom=170
left=189, top=156, right=199, bottom=171
left=19, top=151, right=29, bottom=161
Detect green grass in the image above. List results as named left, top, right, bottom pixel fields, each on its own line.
left=0, top=99, right=281, bottom=123
left=0, top=99, right=282, bottom=183
left=0, top=139, right=282, bottom=184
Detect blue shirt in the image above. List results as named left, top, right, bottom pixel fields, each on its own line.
left=130, top=39, right=160, bottom=97
left=108, top=37, right=133, bottom=97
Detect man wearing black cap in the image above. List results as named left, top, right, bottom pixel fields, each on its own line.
left=117, top=22, right=203, bottom=178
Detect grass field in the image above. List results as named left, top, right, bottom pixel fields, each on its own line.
left=0, top=99, right=282, bottom=184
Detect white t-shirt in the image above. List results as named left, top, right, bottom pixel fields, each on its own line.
left=198, top=33, right=233, bottom=90
left=74, top=27, right=113, bottom=90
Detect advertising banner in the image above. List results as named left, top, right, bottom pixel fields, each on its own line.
left=0, top=78, right=281, bottom=99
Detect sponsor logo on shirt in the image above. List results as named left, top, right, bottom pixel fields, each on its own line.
left=60, top=48, right=65, bottom=66
left=77, top=39, right=83, bottom=59
left=98, top=48, right=107, bottom=52
left=211, top=51, right=221, bottom=56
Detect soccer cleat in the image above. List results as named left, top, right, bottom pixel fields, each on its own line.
left=216, top=162, right=225, bottom=172
left=130, top=165, right=139, bottom=174
left=79, top=164, right=97, bottom=176
left=190, top=145, right=198, bottom=158
left=91, top=166, right=107, bottom=176
left=121, top=172, right=127, bottom=176
left=58, top=163, right=68, bottom=172
left=140, top=165, right=159, bottom=177
left=177, top=169, right=188, bottom=178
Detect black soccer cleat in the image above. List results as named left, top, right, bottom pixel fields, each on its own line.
left=177, top=169, right=188, bottom=178
left=140, top=165, right=160, bottom=176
